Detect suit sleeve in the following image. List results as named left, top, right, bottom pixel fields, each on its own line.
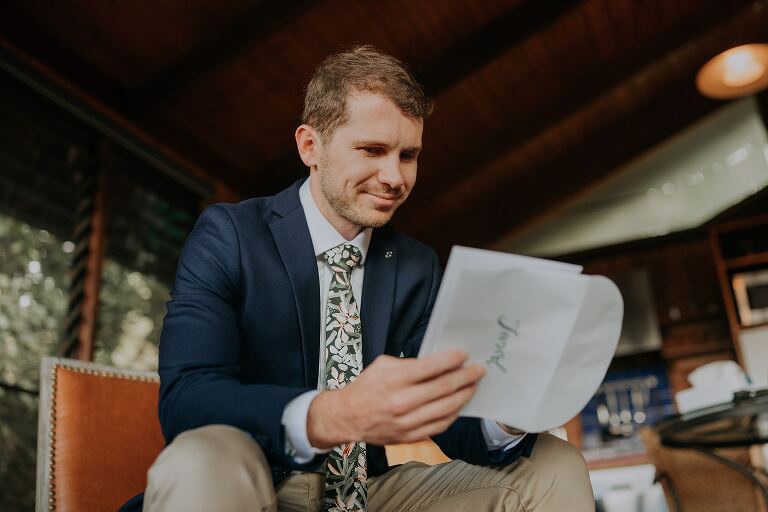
left=157, top=205, right=323, bottom=470
left=414, top=250, right=538, bottom=466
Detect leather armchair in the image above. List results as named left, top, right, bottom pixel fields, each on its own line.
left=35, top=357, right=449, bottom=511
left=36, top=357, right=164, bottom=512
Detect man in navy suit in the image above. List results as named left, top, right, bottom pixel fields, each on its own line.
left=133, top=46, right=593, bottom=512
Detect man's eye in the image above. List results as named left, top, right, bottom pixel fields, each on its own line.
left=401, top=152, right=416, bottom=161
left=362, top=147, right=382, bottom=155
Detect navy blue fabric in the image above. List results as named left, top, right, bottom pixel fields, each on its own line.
left=119, top=180, right=535, bottom=511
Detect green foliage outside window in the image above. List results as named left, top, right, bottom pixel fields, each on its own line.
left=0, top=211, right=173, bottom=510
left=0, top=66, right=200, bottom=511
left=0, top=212, right=70, bottom=510
left=94, top=259, right=167, bottom=371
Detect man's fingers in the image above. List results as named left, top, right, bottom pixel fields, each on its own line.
left=398, top=350, right=470, bottom=384
left=357, top=352, right=484, bottom=444
left=395, top=363, right=484, bottom=411
left=395, top=383, right=477, bottom=431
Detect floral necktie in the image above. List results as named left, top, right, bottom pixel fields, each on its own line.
left=322, top=243, right=367, bottom=512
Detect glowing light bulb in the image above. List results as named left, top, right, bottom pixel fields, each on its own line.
left=696, top=44, right=768, bottom=99
left=722, top=47, right=765, bottom=87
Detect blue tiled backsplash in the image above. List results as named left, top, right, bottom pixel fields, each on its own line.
left=581, top=364, right=676, bottom=462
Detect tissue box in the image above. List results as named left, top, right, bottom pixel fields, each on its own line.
left=675, top=360, right=749, bottom=413
left=675, top=385, right=734, bottom=414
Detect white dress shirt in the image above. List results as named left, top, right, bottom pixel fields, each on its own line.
left=281, top=177, right=524, bottom=463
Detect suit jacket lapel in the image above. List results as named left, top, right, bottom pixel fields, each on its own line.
left=269, top=180, right=398, bottom=380
left=269, top=181, right=320, bottom=388
left=361, top=227, right=397, bottom=365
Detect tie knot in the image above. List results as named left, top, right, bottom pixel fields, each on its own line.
left=323, top=244, right=362, bottom=273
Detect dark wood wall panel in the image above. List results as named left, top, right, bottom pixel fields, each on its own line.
left=576, top=235, right=733, bottom=363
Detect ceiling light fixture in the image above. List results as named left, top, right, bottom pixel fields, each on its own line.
left=696, top=44, right=768, bottom=99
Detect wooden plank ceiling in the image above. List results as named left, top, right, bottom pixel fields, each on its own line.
left=1, top=0, right=766, bottom=258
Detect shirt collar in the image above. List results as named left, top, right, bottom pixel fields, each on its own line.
left=299, top=177, right=372, bottom=265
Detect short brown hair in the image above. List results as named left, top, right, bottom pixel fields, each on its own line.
left=302, top=45, right=433, bottom=141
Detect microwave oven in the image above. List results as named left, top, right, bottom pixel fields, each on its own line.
left=732, top=269, right=768, bottom=326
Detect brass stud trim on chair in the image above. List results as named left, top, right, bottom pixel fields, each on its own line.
left=39, top=358, right=159, bottom=511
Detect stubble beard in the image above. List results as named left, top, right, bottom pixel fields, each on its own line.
left=317, top=162, right=397, bottom=229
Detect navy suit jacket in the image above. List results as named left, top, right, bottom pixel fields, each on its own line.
left=121, top=180, right=536, bottom=511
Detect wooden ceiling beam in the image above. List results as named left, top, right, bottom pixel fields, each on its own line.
left=0, top=35, right=237, bottom=202
left=407, top=84, right=718, bottom=259
left=247, top=0, right=583, bottom=197
left=415, top=0, right=582, bottom=97
left=405, top=2, right=768, bottom=259
left=251, top=0, right=752, bottom=200
left=131, top=0, right=318, bottom=112
left=0, top=5, right=130, bottom=110
left=399, top=0, right=755, bottom=213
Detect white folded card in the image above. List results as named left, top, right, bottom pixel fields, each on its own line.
left=418, top=246, right=624, bottom=432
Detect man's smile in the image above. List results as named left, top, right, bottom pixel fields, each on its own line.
left=363, top=191, right=399, bottom=207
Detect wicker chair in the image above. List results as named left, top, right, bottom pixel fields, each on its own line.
left=640, top=427, right=768, bottom=512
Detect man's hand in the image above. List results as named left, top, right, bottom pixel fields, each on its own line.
left=307, top=350, right=484, bottom=448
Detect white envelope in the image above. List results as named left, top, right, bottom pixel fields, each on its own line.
left=418, top=246, right=623, bottom=432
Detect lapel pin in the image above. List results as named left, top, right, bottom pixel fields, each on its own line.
left=385, top=250, right=393, bottom=258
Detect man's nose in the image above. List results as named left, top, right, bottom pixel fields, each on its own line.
left=377, top=155, right=405, bottom=190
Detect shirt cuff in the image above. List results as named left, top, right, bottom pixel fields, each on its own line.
left=481, top=418, right=526, bottom=452
left=281, top=390, right=329, bottom=463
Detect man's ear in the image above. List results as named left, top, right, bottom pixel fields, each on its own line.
left=295, top=124, right=321, bottom=169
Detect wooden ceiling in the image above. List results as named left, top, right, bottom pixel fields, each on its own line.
left=1, top=0, right=766, bottom=258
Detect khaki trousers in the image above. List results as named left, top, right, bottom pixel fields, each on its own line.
left=144, top=425, right=594, bottom=512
